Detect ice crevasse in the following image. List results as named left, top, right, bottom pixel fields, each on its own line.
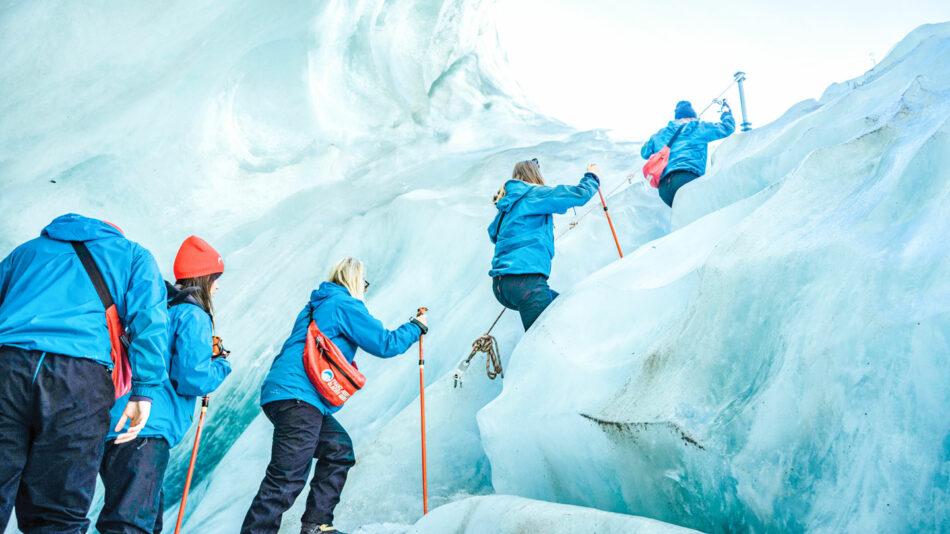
left=0, top=0, right=948, bottom=532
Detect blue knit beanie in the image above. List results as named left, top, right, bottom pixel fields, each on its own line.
left=674, top=100, right=697, bottom=119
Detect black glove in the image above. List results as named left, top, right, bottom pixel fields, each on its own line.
left=410, top=317, right=429, bottom=335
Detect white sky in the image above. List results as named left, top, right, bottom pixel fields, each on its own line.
left=492, top=0, right=950, bottom=139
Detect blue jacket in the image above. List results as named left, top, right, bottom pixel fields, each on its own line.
left=640, top=110, right=735, bottom=177
left=0, top=214, right=166, bottom=399
left=260, top=282, right=422, bottom=415
left=107, top=283, right=231, bottom=446
left=487, top=173, right=600, bottom=278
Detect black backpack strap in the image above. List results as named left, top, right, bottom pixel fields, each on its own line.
left=492, top=195, right=527, bottom=242
left=71, top=241, right=115, bottom=309
left=666, top=123, right=688, bottom=148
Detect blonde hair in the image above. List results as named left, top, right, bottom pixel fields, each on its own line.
left=493, top=160, right=546, bottom=204
left=328, top=257, right=366, bottom=299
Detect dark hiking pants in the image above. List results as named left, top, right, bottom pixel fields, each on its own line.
left=0, top=346, right=114, bottom=533
left=492, top=274, right=559, bottom=330
left=97, top=436, right=170, bottom=534
left=658, top=170, right=700, bottom=207
left=241, top=400, right=355, bottom=533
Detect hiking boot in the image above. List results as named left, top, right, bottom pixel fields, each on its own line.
left=301, top=522, right=346, bottom=534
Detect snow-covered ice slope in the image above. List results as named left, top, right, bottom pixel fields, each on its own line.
left=405, top=495, right=703, bottom=534
left=480, top=22, right=950, bottom=534
left=2, top=0, right=948, bottom=532
left=1, top=1, right=669, bottom=533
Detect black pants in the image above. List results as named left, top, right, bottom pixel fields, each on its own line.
left=241, top=400, right=356, bottom=533
left=97, top=436, right=170, bottom=534
left=0, top=346, right=114, bottom=533
left=658, top=170, right=700, bottom=207
left=492, top=274, right=559, bottom=330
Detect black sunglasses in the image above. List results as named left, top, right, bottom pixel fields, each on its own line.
left=364, top=280, right=371, bottom=291
left=531, top=157, right=539, bottom=168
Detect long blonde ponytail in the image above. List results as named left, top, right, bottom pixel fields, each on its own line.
left=493, top=160, right=546, bottom=204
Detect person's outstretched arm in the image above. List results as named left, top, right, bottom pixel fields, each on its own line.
left=338, top=299, right=423, bottom=359
left=696, top=109, right=736, bottom=141
left=169, top=306, right=231, bottom=396
left=521, top=168, right=601, bottom=215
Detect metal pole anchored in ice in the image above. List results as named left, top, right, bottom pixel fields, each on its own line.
left=735, top=71, right=751, bottom=131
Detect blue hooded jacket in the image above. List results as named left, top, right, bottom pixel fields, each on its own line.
left=487, top=173, right=600, bottom=278
left=260, top=281, right=422, bottom=415
left=0, top=214, right=166, bottom=398
left=107, top=283, right=231, bottom=447
left=640, top=110, right=736, bottom=178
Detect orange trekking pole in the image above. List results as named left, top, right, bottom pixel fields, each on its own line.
left=597, top=187, right=623, bottom=258
left=174, top=396, right=209, bottom=534
left=416, top=307, right=429, bottom=514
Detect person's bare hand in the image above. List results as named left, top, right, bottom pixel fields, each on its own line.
left=113, top=399, right=151, bottom=444
left=587, top=163, right=601, bottom=177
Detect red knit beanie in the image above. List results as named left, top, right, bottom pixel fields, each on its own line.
left=174, top=236, right=224, bottom=279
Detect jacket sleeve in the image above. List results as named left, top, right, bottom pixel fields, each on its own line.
left=337, top=299, right=421, bottom=359
left=124, top=245, right=169, bottom=399
left=640, top=132, right=660, bottom=159
left=695, top=110, right=735, bottom=142
left=0, top=249, right=13, bottom=306
left=487, top=210, right=503, bottom=245
left=521, top=173, right=600, bottom=216
left=169, top=306, right=232, bottom=396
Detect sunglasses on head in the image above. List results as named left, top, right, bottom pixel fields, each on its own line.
left=531, top=157, right=539, bottom=168
left=364, top=280, right=371, bottom=291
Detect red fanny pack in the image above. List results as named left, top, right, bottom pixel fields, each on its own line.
left=642, top=123, right=687, bottom=188
left=72, top=241, right=132, bottom=398
left=302, top=305, right=366, bottom=407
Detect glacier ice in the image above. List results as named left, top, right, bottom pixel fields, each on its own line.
left=1, top=0, right=948, bottom=532
left=480, top=21, right=950, bottom=534
left=405, top=495, right=703, bottom=534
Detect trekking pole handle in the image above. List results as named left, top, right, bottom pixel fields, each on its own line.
left=416, top=307, right=428, bottom=366
left=412, top=307, right=429, bottom=336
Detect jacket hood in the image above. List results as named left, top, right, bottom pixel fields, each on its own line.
left=41, top=213, right=124, bottom=242
left=165, top=280, right=202, bottom=309
left=496, top=180, right=532, bottom=212
left=668, top=119, right=696, bottom=130
left=309, top=281, right=351, bottom=307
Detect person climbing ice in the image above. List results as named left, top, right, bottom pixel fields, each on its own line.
left=242, top=257, right=427, bottom=534
left=97, top=235, right=232, bottom=533
left=488, top=159, right=601, bottom=330
left=0, top=213, right=167, bottom=532
left=641, top=99, right=736, bottom=207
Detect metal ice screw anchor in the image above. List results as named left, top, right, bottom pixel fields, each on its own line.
left=734, top=71, right=752, bottom=132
